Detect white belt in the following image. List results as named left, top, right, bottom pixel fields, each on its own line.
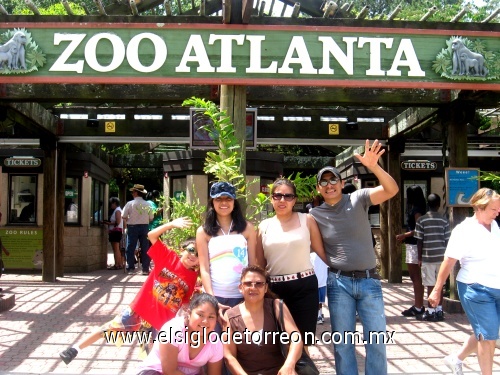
left=270, top=269, right=315, bottom=282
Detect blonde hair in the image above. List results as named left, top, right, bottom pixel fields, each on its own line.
left=469, top=188, right=500, bottom=211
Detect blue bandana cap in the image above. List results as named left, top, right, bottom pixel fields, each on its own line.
left=210, top=182, right=236, bottom=199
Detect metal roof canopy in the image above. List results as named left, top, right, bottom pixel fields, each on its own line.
left=0, top=0, right=499, bottom=152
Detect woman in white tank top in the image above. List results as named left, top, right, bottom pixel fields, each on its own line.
left=196, top=182, right=256, bottom=313
left=256, top=178, right=327, bottom=350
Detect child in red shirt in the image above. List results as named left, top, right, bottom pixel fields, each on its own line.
left=59, top=217, right=199, bottom=365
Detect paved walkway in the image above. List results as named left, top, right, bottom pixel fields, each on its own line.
left=0, top=269, right=499, bottom=374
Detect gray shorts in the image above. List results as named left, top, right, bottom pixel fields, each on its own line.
left=421, top=262, right=440, bottom=286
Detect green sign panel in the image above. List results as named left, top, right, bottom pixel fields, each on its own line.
left=1, top=23, right=499, bottom=89
left=0, top=228, right=43, bottom=270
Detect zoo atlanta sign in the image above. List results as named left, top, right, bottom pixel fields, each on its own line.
left=1, top=22, right=499, bottom=89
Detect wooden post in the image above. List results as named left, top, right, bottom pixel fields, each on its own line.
left=387, top=148, right=402, bottom=283
left=41, top=140, right=57, bottom=282
left=446, top=100, right=472, bottom=300
left=378, top=155, right=389, bottom=278
left=56, top=144, right=66, bottom=277
left=220, top=0, right=247, bottom=213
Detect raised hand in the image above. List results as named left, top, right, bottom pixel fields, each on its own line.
left=354, top=139, right=385, bottom=169
left=171, top=217, right=193, bottom=229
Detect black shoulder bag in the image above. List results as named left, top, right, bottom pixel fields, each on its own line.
left=274, top=299, right=320, bottom=375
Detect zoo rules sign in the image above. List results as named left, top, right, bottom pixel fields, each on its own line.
left=0, top=228, right=43, bottom=270
left=1, top=23, right=500, bottom=89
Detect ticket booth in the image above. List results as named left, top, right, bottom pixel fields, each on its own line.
left=0, top=150, right=112, bottom=273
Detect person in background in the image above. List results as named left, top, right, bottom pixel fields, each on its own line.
left=147, top=190, right=163, bottom=232
left=397, top=185, right=427, bottom=318
left=223, top=265, right=303, bottom=375
left=414, top=193, right=450, bottom=322
left=136, top=293, right=223, bottom=375
left=59, top=218, right=198, bottom=365
left=103, top=197, right=123, bottom=270
left=310, top=139, right=399, bottom=375
left=122, top=184, right=154, bottom=275
left=256, top=177, right=327, bottom=353
left=307, top=197, right=329, bottom=325
left=311, top=251, right=328, bottom=325
left=429, top=188, right=500, bottom=375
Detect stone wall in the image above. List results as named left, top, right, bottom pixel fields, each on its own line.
left=63, top=226, right=108, bottom=273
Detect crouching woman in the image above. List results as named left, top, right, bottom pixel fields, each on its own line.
left=223, top=265, right=303, bottom=375
left=136, top=293, right=223, bottom=375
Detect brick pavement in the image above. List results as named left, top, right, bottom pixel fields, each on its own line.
left=0, top=270, right=499, bottom=374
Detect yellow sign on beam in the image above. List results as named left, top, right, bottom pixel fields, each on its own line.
left=105, top=121, right=116, bottom=132
left=329, top=124, right=339, bottom=135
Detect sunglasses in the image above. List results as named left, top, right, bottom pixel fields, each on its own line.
left=272, top=193, right=296, bottom=202
left=241, top=281, right=267, bottom=288
left=183, top=244, right=198, bottom=257
left=319, top=178, right=340, bottom=187
left=486, top=189, right=494, bottom=197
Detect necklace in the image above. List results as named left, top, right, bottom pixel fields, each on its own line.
left=217, top=220, right=233, bottom=235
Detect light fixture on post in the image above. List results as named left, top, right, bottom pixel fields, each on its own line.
left=87, top=119, right=99, bottom=128
left=346, top=121, right=359, bottom=130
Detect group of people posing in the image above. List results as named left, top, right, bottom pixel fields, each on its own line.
left=60, top=138, right=500, bottom=375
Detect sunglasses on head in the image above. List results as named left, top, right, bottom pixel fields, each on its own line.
left=319, top=178, right=340, bottom=187
left=272, top=193, right=296, bottom=202
left=241, top=281, right=266, bottom=288
left=182, top=243, right=198, bottom=257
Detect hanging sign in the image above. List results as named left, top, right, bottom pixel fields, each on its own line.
left=0, top=24, right=499, bottom=89
left=4, top=157, right=42, bottom=167
left=401, top=160, right=437, bottom=171
left=445, top=168, right=480, bottom=207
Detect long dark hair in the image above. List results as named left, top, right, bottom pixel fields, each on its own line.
left=406, top=185, right=426, bottom=212
left=203, top=198, right=247, bottom=236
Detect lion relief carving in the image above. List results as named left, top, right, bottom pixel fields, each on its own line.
left=0, top=31, right=27, bottom=70
left=451, top=38, right=488, bottom=77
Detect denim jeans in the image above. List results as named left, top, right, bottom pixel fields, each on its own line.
left=458, top=281, right=500, bottom=340
left=327, top=271, right=388, bottom=375
left=126, top=224, right=150, bottom=272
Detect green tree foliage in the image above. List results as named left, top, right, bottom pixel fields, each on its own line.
left=343, top=0, right=498, bottom=22
left=9, top=1, right=85, bottom=14
left=4, top=0, right=199, bottom=15
left=161, top=192, right=206, bottom=250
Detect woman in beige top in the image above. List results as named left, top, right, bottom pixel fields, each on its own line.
left=256, top=178, right=327, bottom=349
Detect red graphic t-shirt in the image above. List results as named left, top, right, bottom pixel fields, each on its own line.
left=130, top=241, right=198, bottom=330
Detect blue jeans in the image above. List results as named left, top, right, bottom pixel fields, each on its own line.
left=327, top=271, right=388, bottom=375
left=458, top=281, right=500, bottom=340
left=126, top=224, right=150, bottom=272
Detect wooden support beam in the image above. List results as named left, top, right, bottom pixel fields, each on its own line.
left=222, top=0, right=231, bottom=23
left=25, top=0, right=41, bottom=15
left=130, top=0, right=140, bottom=15
left=387, top=149, right=402, bottom=283
left=94, top=0, right=107, bottom=15
left=61, top=0, right=74, bottom=15
left=388, top=107, right=439, bottom=138
left=242, top=0, right=253, bottom=23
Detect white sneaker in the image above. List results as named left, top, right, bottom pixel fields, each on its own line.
left=317, top=315, right=324, bottom=324
left=444, top=354, right=463, bottom=375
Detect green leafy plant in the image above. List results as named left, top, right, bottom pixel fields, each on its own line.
left=182, top=97, right=247, bottom=196
left=161, top=192, right=206, bottom=251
